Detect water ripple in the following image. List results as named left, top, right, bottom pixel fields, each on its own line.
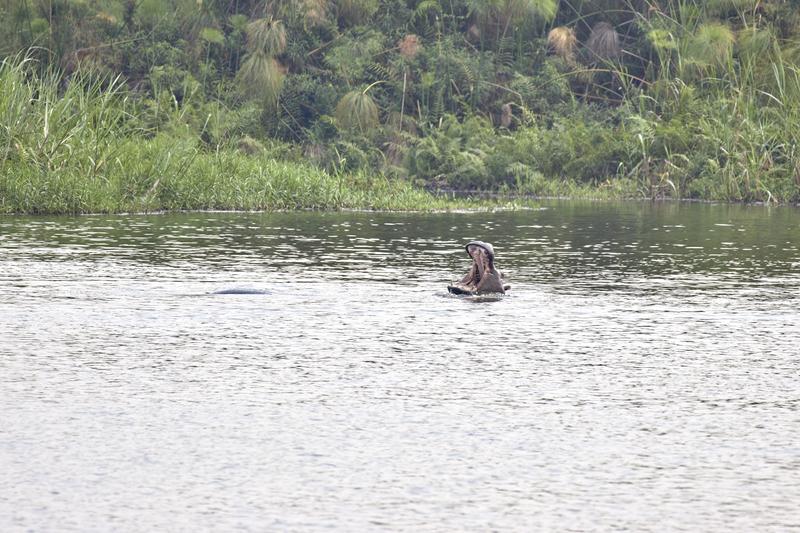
left=1, top=202, right=799, bottom=531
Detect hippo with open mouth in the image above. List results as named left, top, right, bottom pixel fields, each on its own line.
left=447, top=240, right=510, bottom=295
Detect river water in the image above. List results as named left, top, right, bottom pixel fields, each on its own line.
left=1, top=201, right=799, bottom=531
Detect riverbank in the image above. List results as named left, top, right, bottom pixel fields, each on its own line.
left=4, top=142, right=797, bottom=215
left=1, top=56, right=798, bottom=215
left=0, top=136, right=451, bottom=214
left=0, top=58, right=599, bottom=215
left=0, top=54, right=618, bottom=215
left=7, top=1, right=800, bottom=212
left=1, top=143, right=644, bottom=216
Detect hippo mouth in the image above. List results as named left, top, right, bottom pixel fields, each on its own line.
left=447, top=240, right=509, bottom=295
left=464, top=242, right=491, bottom=282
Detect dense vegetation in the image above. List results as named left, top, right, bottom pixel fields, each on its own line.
left=2, top=0, right=800, bottom=213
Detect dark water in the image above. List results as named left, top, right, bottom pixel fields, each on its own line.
left=1, top=202, right=799, bottom=531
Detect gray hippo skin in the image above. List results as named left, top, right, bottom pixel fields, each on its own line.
left=211, top=287, right=269, bottom=295
left=447, top=241, right=510, bottom=295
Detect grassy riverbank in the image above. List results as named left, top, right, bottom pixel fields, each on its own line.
left=0, top=57, right=623, bottom=214
left=1, top=141, right=450, bottom=214
left=5, top=0, right=800, bottom=214
left=0, top=58, right=444, bottom=214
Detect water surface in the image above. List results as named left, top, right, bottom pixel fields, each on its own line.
left=1, top=202, right=799, bottom=531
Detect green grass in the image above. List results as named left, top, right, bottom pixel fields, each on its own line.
left=3, top=49, right=797, bottom=216
left=0, top=55, right=632, bottom=215
left=1, top=134, right=631, bottom=214
left=0, top=57, right=452, bottom=214
left=0, top=134, right=465, bottom=213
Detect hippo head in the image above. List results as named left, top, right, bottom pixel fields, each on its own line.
left=448, top=240, right=508, bottom=295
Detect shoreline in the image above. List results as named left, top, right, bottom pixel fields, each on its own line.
left=2, top=192, right=797, bottom=217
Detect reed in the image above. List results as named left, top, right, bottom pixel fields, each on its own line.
left=608, top=0, right=800, bottom=203
left=1, top=135, right=470, bottom=214
left=0, top=57, right=463, bottom=214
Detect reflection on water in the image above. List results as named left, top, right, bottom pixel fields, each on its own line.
left=1, top=201, right=799, bottom=531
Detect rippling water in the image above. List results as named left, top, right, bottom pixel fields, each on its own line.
left=1, top=202, right=799, bottom=531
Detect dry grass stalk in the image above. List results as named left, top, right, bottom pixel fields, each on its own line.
left=548, top=26, right=577, bottom=65
left=501, top=103, right=513, bottom=128
left=399, top=34, right=422, bottom=60
left=587, top=22, right=621, bottom=62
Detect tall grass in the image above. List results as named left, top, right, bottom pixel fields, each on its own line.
left=0, top=57, right=465, bottom=214
left=614, top=1, right=800, bottom=203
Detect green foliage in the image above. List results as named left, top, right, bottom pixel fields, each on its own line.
left=324, top=30, right=386, bottom=84
left=705, top=0, right=759, bottom=18
left=508, top=60, right=573, bottom=114
left=136, top=0, right=170, bottom=29
left=407, top=114, right=493, bottom=189
left=200, top=27, right=225, bottom=45
left=237, top=52, right=285, bottom=107
left=277, top=73, right=339, bottom=137
left=3, top=0, right=800, bottom=209
left=246, top=17, right=287, bottom=56
left=647, top=29, right=677, bottom=53
left=468, top=0, right=558, bottom=41
left=337, top=0, right=379, bottom=27
left=535, top=110, right=631, bottom=183
left=0, top=58, right=131, bottom=182
left=229, top=14, right=249, bottom=32
left=737, top=27, right=775, bottom=60
left=684, top=22, right=735, bottom=74
left=0, top=58, right=457, bottom=213
left=336, top=87, right=380, bottom=132
left=30, top=18, right=51, bottom=37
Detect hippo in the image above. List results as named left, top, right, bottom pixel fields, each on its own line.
left=447, top=241, right=510, bottom=295
left=210, top=287, right=269, bottom=295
